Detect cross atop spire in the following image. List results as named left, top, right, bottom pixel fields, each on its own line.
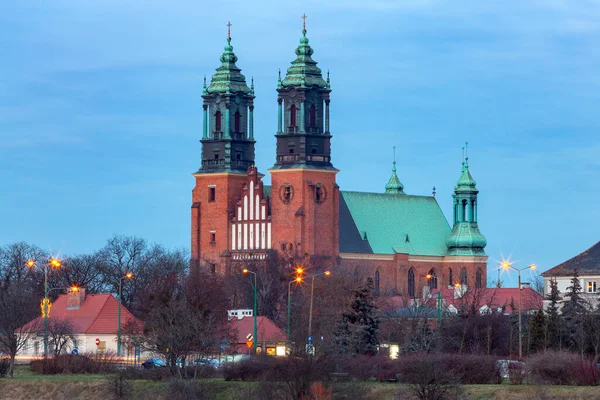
left=227, top=21, right=232, bottom=38
left=301, top=13, right=307, bottom=30
left=385, top=145, right=405, bottom=195
left=392, top=145, right=397, bottom=172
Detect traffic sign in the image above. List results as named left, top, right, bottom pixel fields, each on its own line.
left=245, top=341, right=253, bottom=349
left=307, top=336, right=314, bottom=344
left=71, top=349, right=78, bottom=355
left=95, top=338, right=100, bottom=346
left=246, top=333, right=254, bottom=342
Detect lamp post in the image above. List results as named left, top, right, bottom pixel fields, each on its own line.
left=501, top=261, right=536, bottom=359
left=117, top=272, right=133, bottom=357
left=242, top=269, right=258, bottom=351
left=287, top=276, right=303, bottom=344
left=307, top=271, right=331, bottom=342
left=27, top=258, right=62, bottom=358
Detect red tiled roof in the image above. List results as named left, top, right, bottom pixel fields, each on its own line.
left=229, top=316, right=286, bottom=344
left=20, top=294, right=140, bottom=334
left=383, top=287, right=543, bottom=315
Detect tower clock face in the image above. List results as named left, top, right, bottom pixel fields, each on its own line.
left=314, top=183, right=327, bottom=204
left=279, top=184, right=294, bottom=204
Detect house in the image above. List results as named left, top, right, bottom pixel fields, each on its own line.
left=541, top=241, right=600, bottom=308
left=228, top=310, right=287, bottom=356
left=19, top=288, right=142, bottom=357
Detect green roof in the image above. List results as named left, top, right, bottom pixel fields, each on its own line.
left=340, top=191, right=451, bottom=256
left=281, top=29, right=328, bottom=89
left=205, top=37, right=251, bottom=95
left=261, top=186, right=452, bottom=256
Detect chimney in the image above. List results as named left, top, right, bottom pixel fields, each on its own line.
left=67, top=287, right=86, bottom=310
left=520, top=282, right=531, bottom=290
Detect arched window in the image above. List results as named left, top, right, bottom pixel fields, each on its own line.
left=290, top=104, right=296, bottom=127
left=408, top=268, right=415, bottom=298
left=461, top=268, right=468, bottom=286
left=309, top=104, right=316, bottom=127
left=234, top=111, right=241, bottom=133
left=428, top=269, right=437, bottom=290
left=462, top=199, right=467, bottom=222
left=476, top=268, right=483, bottom=289
left=374, top=270, right=380, bottom=296
left=448, top=268, right=453, bottom=287
left=215, top=111, right=222, bottom=133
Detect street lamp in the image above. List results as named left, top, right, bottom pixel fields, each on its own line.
left=27, top=257, right=62, bottom=358
left=307, top=271, right=331, bottom=348
left=501, top=261, right=536, bottom=359
left=242, top=268, right=258, bottom=351
left=287, top=276, right=303, bottom=344
left=117, top=272, right=133, bottom=357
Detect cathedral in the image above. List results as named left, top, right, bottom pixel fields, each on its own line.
left=190, top=24, right=488, bottom=297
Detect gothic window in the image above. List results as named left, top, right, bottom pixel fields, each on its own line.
left=448, top=268, right=453, bottom=287
left=215, top=111, right=222, bottom=133
left=461, top=268, right=468, bottom=286
left=428, top=269, right=437, bottom=290
left=408, top=268, right=415, bottom=298
left=309, top=104, right=316, bottom=127
left=462, top=199, right=467, bottom=222
left=476, top=268, right=483, bottom=289
left=314, top=184, right=327, bottom=204
left=375, top=270, right=380, bottom=296
left=234, top=111, right=241, bottom=133
left=290, top=104, right=296, bottom=127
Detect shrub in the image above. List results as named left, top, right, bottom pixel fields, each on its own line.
left=527, top=351, right=587, bottom=385
left=104, top=372, right=133, bottom=399
left=30, top=354, right=116, bottom=374
left=117, top=367, right=171, bottom=381
left=440, top=354, right=500, bottom=384
left=508, top=361, right=526, bottom=385
left=398, top=354, right=461, bottom=400
left=223, top=356, right=280, bottom=381
left=572, top=359, right=600, bottom=386
left=165, top=380, right=219, bottom=400
left=0, top=359, right=9, bottom=378
left=326, top=354, right=398, bottom=382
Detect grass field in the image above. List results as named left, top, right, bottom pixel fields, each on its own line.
left=2, top=366, right=600, bottom=399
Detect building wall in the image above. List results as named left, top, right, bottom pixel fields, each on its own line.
left=543, top=274, right=600, bottom=296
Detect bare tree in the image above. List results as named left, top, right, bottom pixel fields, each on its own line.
left=0, top=284, right=41, bottom=377
left=46, top=318, right=76, bottom=356
left=127, top=269, right=233, bottom=377
left=0, top=242, right=47, bottom=290
left=59, top=253, right=106, bottom=294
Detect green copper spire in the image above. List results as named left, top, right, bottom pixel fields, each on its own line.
left=446, top=142, right=487, bottom=256
left=206, top=26, right=251, bottom=95
left=385, top=146, right=405, bottom=195
left=281, top=20, right=327, bottom=88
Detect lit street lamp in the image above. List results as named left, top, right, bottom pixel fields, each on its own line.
left=27, top=257, right=62, bottom=358
left=242, top=268, right=258, bottom=351
left=287, top=276, right=303, bottom=344
left=501, top=261, right=537, bottom=359
left=117, top=272, right=133, bottom=357
left=307, top=271, right=331, bottom=351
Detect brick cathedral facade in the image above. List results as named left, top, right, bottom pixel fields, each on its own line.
left=191, top=27, right=488, bottom=298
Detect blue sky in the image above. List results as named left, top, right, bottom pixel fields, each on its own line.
left=1, top=1, right=598, bottom=285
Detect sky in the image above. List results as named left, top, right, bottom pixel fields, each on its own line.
left=1, top=0, right=599, bottom=286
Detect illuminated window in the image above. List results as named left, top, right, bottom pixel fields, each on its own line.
left=588, top=281, right=597, bottom=293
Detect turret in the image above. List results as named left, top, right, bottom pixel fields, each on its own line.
left=384, top=146, right=405, bottom=195
left=446, top=143, right=487, bottom=255
left=198, top=23, right=255, bottom=174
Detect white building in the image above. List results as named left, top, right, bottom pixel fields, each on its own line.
left=542, top=241, right=600, bottom=309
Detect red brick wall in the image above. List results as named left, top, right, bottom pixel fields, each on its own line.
left=270, top=168, right=339, bottom=259
left=340, top=256, right=487, bottom=296
left=191, top=172, right=248, bottom=274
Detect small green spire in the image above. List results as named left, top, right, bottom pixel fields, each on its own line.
left=277, top=69, right=282, bottom=89
left=455, top=142, right=476, bottom=190
left=202, top=75, right=207, bottom=95
left=281, top=17, right=327, bottom=89
left=326, top=70, right=330, bottom=89
left=385, top=146, right=405, bottom=195
left=205, top=25, right=251, bottom=95
left=250, top=77, right=254, bottom=95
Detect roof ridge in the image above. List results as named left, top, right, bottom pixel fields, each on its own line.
left=341, top=190, right=434, bottom=199
left=84, top=294, right=111, bottom=333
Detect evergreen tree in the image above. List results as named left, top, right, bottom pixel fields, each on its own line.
left=334, top=277, right=380, bottom=355
left=561, top=269, right=588, bottom=352
left=527, top=309, right=547, bottom=353
left=545, top=278, right=561, bottom=349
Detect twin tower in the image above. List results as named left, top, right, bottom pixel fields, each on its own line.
left=191, top=26, right=338, bottom=272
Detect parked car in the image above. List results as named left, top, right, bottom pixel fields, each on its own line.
left=192, top=358, right=220, bottom=368
left=141, top=358, right=166, bottom=369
